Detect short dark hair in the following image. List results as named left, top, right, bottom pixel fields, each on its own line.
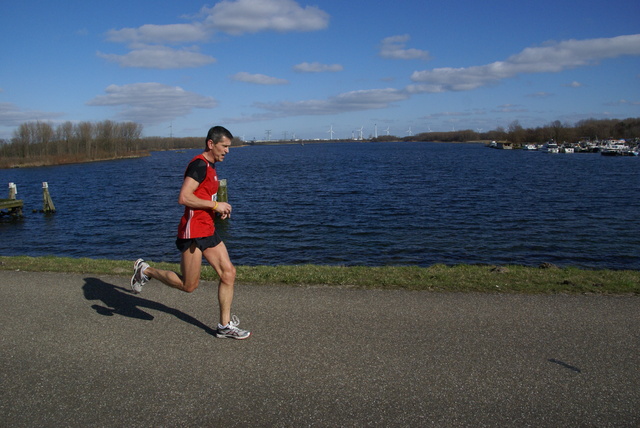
left=205, top=126, right=233, bottom=147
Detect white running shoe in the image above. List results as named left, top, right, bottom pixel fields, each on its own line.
left=130, top=258, right=150, bottom=293
left=216, top=315, right=251, bottom=339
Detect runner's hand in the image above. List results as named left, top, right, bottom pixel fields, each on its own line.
left=215, top=202, right=232, bottom=219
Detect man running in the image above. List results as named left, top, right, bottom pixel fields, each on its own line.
left=131, top=125, right=250, bottom=340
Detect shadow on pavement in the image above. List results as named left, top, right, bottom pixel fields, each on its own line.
left=82, top=277, right=216, bottom=335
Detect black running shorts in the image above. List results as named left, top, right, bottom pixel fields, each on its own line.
left=175, top=232, right=222, bottom=253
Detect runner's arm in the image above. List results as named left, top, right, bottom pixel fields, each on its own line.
left=178, top=176, right=232, bottom=217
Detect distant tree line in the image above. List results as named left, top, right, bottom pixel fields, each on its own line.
left=0, top=120, right=144, bottom=167
left=0, top=120, right=244, bottom=168
left=401, top=117, right=640, bottom=145
left=1, top=117, right=638, bottom=168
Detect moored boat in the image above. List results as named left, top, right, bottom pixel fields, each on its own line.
left=600, top=139, right=631, bottom=156
left=560, top=146, right=574, bottom=153
left=543, top=140, right=559, bottom=153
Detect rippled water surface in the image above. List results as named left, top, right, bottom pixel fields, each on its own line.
left=1, top=142, right=638, bottom=269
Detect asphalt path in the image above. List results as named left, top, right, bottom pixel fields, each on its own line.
left=1, top=270, right=638, bottom=427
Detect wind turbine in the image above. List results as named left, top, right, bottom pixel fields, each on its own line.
left=406, top=126, right=413, bottom=136
left=385, top=126, right=390, bottom=136
left=374, top=123, right=378, bottom=139
left=327, top=125, right=335, bottom=140
left=358, top=126, right=364, bottom=140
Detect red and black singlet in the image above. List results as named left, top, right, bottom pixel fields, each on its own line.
left=176, top=154, right=219, bottom=239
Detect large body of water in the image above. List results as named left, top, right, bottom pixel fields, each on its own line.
left=1, top=142, right=638, bottom=269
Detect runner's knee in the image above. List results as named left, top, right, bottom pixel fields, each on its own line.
left=219, top=265, right=236, bottom=285
left=183, top=279, right=199, bottom=293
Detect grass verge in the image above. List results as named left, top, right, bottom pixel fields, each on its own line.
left=1, top=256, right=638, bottom=294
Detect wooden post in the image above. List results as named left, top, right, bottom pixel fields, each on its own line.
left=1, top=183, right=23, bottom=217
left=217, top=179, right=228, bottom=203
left=215, top=179, right=228, bottom=221
left=9, top=182, right=17, bottom=199
left=42, top=182, right=56, bottom=213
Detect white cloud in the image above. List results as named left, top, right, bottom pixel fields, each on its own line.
left=86, top=83, right=217, bottom=125
left=231, top=72, right=288, bottom=85
left=106, top=23, right=210, bottom=44
left=565, top=81, right=583, bottom=87
left=527, top=92, right=554, bottom=98
left=101, top=0, right=330, bottom=69
left=97, top=45, right=216, bottom=69
left=226, top=88, right=409, bottom=122
left=493, top=104, right=529, bottom=113
left=379, top=34, right=430, bottom=60
left=410, top=34, right=640, bottom=92
left=293, top=62, right=343, bottom=73
left=0, top=102, right=64, bottom=127
left=202, top=0, right=329, bottom=35
left=425, top=111, right=475, bottom=118
left=605, top=99, right=640, bottom=106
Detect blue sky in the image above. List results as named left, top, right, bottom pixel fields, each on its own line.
left=1, top=0, right=639, bottom=141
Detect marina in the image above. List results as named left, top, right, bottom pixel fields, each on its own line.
left=489, top=138, right=640, bottom=156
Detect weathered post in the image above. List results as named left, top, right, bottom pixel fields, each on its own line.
left=215, top=179, right=228, bottom=222
left=9, top=182, right=17, bottom=200
left=217, top=179, right=228, bottom=203
left=42, top=182, right=56, bottom=213
left=1, top=183, right=23, bottom=217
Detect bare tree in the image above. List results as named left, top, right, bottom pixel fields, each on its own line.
left=76, top=121, right=95, bottom=158
left=56, top=121, right=75, bottom=155
left=508, top=120, right=525, bottom=143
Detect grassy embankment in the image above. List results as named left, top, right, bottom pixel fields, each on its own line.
left=1, top=256, right=638, bottom=294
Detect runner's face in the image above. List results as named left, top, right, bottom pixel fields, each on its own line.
left=209, top=137, right=231, bottom=162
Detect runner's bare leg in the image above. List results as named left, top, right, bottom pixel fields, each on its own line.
left=203, top=241, right=236, bottom=327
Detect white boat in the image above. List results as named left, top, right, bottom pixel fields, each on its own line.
left=543, top=141, right=559, bottom=153
left=600, top=139, right=630, bottom=156
left=522, top=144, right=538, bottom=151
